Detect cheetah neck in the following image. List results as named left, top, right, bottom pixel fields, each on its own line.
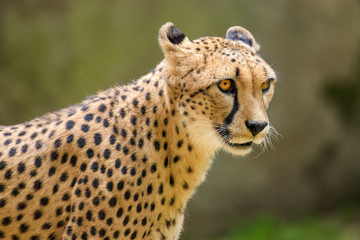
left=111, top=65, right=217, bottom=210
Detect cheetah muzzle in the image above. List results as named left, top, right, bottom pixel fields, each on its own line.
left=0, top=22, right=277, bottom=240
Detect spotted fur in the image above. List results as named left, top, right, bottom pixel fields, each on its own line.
left=0, top=22, right=277, bottom=240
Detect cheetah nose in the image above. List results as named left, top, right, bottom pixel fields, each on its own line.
left=245, top=120, right=268, bottom=136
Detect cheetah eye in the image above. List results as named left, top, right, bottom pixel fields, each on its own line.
left=261, top=79, right=271, bottom=93
left=217, top=79, right=234, bottom=93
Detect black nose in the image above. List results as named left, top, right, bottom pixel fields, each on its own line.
left=245, top=120, right=268, bottom=136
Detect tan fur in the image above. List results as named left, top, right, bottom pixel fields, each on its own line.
left=0, top=22, right=276, bottom=240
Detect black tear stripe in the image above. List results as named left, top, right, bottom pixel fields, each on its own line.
left=216, top=90, right=239, bottom=140
left=224, top=90, right=239, bottom=125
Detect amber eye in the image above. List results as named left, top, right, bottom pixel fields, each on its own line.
left=218, top=79, right=233, bottom=93
left=261, top=80, right=271, bottom=93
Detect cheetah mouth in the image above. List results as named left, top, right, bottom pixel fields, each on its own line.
left=225, top=141, right=253, bottom=148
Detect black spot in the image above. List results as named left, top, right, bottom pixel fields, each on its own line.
left=85, top=210, right=92, bottom=221
left=121, top=166, right=127, bottom=175
left=0, top=199, right=6, bottom=208
left=4, top=169, right=12, bottom=179
left=236, top=67, right=240, bottom=78
left=170, top=197, right=175, bottom=205
left=167, top=25, right=186, bottom=44
left=80, top=163, right=87, bottom=172
left=17, top=162, right=25, bottom=173
left=154, top=141, right=160, bottom=151
left=67, top=134, right=74, bottom=143
left=86, top=149, right=94, bottom=158
left=54, top=139, right=62, bottom=148
left=158, top=183, right=163, bottom=194
left=98, top=104, right=107, bottom=112
left=42, top=223, right=51, bottom=230
left=81, top=232, right=88, bottom=240
left=123, top=146, right=129, bottom=155
left=116, top=208, right=123, bottom=218
left=34, top=210, right=42, bottom=220
left=174, top=155, right=180, bottom=163
left=119, top=108, right=126, bottom=118
left=77, top=138, right=86, bottom=148
left=132, top=99, right=138, bottom=107
left=90, top=226, right=96, bottom=236
left=103, top=119, right=109, bottom=127
left=103, top=149, right=111, bottom=159
left=40, top=197, right=49, bottom=206
left=62, top=193, right=70, bottom=201
left=115, top=159, right=121, bottom=169
left=70, top=155, right=77, bottom=166
left=51, top=151, right=59, bottom=161
left=108, top=197, right=117, bottom=207
left=107, top=169, right=113, bottom=177
left=53, top=184, right=59, bottom=194
left=92, top=197, right=100, bottom=206
left=33, top=180, right=42, bottom=190
left=138, top=139, right=144, bottom=148
left=94, top=133, right=102, bottom=145
left=124, top=190, right=131, bottom=200
left=81, top=124, right=90, bottom=132
left=130, top=231, right=137, bottom=240
left=84, top=113, right=94, bottom=122
left=130, top=168, right=136, bottom=176
left=150, top=163, right=157, bottom=173
left=92, top=179, right=99, bottom=189
left=17, top=143, right=26, bottom=153
left=9, top=148, right=16, bottom=157
left=85, top=188, right=91, bottom=198
left=60, top=172, right=68, bottom=182
left=98, top=210, right=106, bottom=220
left=81, top=105, right=89, bottom=111
left=147, top=184, right=153, bottom=195
left=169, top=175, right=175, bottom=186
left=164, top=157, right=169, bottom=168
left=99, top=229, right=106, bottom=237
left=123, top=216, right=129, bottom=226
left=66, top=121, right=75, bottom=130
left=130, top=116, right=137, bottom=125
left=61, top=153, right=69, bottom=164
left=109, top=135, right=116, bottom=145
left=177, top=140, right=183, bottom=148
left=19, top=223, right=29, bottom=233
left=106, top=181, right=113, bottom=192
left=56, top=207, right=63, bottom=216
left=117, top=181, right=124, bottom=191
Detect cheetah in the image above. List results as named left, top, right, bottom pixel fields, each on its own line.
left=0, top=22, right=277, bottom=240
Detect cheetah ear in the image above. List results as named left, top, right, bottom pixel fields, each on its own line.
left=159, top=22, right=192, bottom=65
left=226, top=26, right=260, bottom=52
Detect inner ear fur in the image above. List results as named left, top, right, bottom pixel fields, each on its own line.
left=158, top=22, right=193, bottom=68
left=226, top=26, right=260, bottom=52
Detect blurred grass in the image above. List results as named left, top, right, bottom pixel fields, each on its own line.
left=222, top=215, right=360, bottom=240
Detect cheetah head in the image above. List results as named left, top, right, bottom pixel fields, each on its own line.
left=159, top=22, right=277, bottom=156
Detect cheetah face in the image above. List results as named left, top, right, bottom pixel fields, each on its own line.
left=159, top=23, right=277, bottom=156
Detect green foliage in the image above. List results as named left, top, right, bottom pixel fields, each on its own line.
left=222, top=216, right=359, bottom=240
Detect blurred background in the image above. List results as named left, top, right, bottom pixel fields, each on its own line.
left=1, top=0, right=360, bottom=239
